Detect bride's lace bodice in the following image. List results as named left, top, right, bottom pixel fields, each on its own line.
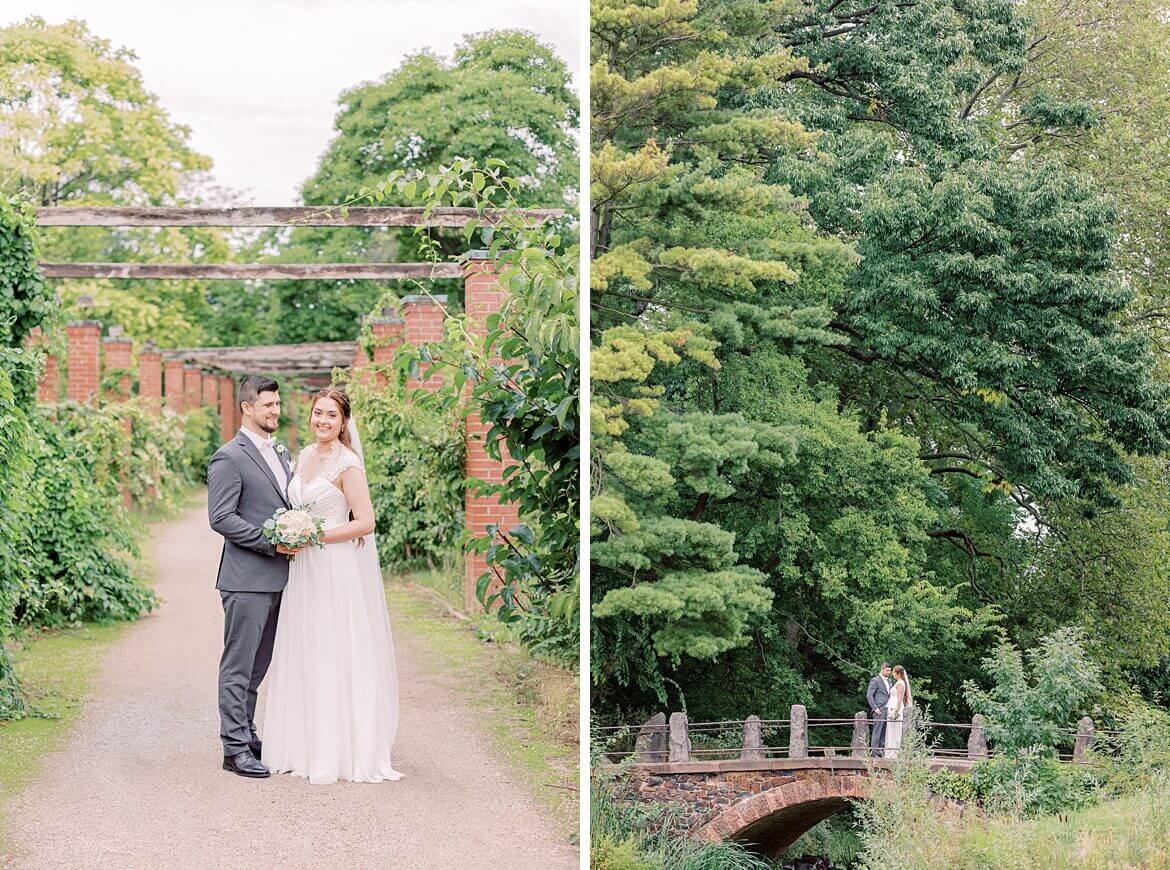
left=288, top=441, right=364, bottom=527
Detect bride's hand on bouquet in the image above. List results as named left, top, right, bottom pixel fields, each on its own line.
left=277, top=543, right=306, bottom=556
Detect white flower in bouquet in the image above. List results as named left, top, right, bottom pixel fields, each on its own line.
left=262, top=506, right=325, bottom=558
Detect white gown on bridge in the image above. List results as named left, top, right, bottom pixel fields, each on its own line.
left=261, top=440, right=404, bottom=784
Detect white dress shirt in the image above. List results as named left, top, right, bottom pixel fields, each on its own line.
left=239, top=426, right=287, bottom=492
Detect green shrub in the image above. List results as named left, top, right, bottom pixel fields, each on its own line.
left=10, top=406, right=156, bottom=627
left=963, top=627, right=1102, bottom=756
left=969, top=751, right=1101, bottom=817
left=344, top=368, right=465, bottom=568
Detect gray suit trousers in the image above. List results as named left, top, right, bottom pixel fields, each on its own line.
left=219, top=590, right=282, bottom=755
left=870, top=715, right=887, bottom=755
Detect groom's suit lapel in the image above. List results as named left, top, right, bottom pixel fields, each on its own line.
left=235, top=433, right=290, bottom=508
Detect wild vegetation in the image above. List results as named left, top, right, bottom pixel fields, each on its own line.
left=590, top=0, right=1170, bottom=864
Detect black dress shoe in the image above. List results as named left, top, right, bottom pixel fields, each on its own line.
left=223, top=750, right=270, bottom=778
left=249, top=741, right=262, bottom=760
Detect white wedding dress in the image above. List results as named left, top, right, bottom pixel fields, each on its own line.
left=261, top=440, right=404, bottom=784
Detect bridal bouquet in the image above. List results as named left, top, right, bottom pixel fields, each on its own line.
left=262, top=507, right=325, bottom=558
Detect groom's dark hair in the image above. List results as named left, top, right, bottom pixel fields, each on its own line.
left=238, top=375, right=279, bottom=411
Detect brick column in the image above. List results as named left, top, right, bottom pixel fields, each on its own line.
left=351, top=341, right=369, bottom=369
left=100, top=326, right=134, bottom=509
left=102, top=328, right=134, bottom=400
left=202, top=372, right=218, bottom=407
left=363, top=308, right=404, bottom=388
left=219, top=376, right=235, bottom=443
left=65, top=320, right=102, bottom=405
left=402, top=294, right=446, bottom=393
left=370, top=308, right=405, bottom=364
left=183, top=365, right=201, bottom=411
left=164, top=359, right=186, bottom=413
left=25, top=327, right=58, bottom=403
left=38, top=354, right=59, bottom=403
left=138, top=341, right=162, bottom=414
left=462, top=256, right=519, bottom=612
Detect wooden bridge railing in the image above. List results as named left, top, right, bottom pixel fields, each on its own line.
left=596, top=706, right=1100, bottom=765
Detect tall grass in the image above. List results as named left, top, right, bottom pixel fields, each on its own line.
left=590, top=779, right=770, bottom=870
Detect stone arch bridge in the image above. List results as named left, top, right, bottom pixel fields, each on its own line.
left=602, top=706, right=1097, bottom=857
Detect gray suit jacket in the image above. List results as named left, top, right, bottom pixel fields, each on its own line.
left=867, top=676, right=890, bottom=713
left=207, top=431, right=292, bottom=593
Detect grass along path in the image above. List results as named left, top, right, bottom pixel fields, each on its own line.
left=385, top=574, right=579, bottom=837
left=0, top=623, right=126, bottom=826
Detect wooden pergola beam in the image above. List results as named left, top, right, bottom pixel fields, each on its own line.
left=39, top=262, right=464, bottom=280
left=34, top=205, right=562, bottom=227
left=165, top=341, right=358, bottom=375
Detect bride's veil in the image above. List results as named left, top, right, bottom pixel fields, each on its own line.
left=345, top=414, right=401, bottom=758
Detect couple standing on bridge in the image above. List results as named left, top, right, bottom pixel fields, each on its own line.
left=206, top=375, right=405, bottom=785
left=866, top=662, right=912, bottom=758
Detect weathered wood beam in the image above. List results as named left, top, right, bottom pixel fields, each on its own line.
left=34, top=205, right=562, bottom=227
left=39, top=262, right=464, bottom=280
left=165, top=341, right=358, bottom=375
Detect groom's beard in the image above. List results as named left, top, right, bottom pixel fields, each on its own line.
left=257, top=419, right=279, bottom=434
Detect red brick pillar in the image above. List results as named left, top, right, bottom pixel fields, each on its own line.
left=370, top=309, right=404, bottom=365
left=102, top=328, right=134, bottom=400
left=25, top=327, right=58, bottom=403
left=183, top=365, right=201, bottom=411
left=164, top=359, right=186, bottom=414
left=100, top=327, right=134, bottom=508
left=353, top=346, right=370, bottom=369
left=402, top=294, right=446, bottom=393
left=462, top=257, right=519, bottom=612
left=138, top=342, right=162, bottom=415
left=201, top=372, right=218, bottom=407
left=65, top=320, right=102, bottom=405
left=365, top=308, right=404, bottom=387
left=38, top=354, right=59, bottom=403
left=219, top=375, right=235, bottom=443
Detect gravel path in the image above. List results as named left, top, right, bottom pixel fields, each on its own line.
left=3, top=497, right=578, bottom=869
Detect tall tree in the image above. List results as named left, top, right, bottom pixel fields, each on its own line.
left=590, top=0, right=1170, bottom=724
left=0, top=16, right=227, bottom=347
left=268, top=30, right=580, bottom=342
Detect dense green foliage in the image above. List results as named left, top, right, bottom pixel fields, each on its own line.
left=589, top=0, right=1170, bottom=738
left=344, top=370, right=465, bottom=568
left=367, top=159, right=580, bottom=663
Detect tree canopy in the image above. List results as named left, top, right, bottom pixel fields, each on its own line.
left=590, top=0, right=1170, bottom=727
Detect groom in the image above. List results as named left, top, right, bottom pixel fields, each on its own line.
left=866, top=662, right=893, bottom=756
left=207, top=375, right=302, bottom=778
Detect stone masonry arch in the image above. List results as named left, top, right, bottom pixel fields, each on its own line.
left=690, top=769, right=871, bottom=857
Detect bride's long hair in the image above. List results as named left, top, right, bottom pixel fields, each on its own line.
left=310, top=387, right=354, bottom=450
left=893, top=665, right=912, bottom=706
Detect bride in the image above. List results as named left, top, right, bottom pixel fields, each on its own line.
left=261, top=387, right=405, bottom=784
left=883, top=665, right=912, bottom=759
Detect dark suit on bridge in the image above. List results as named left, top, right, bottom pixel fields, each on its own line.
left=866, top=674, right=891, bottom=755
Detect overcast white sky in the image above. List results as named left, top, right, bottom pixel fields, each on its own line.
left=4, top=0, right=581, bottom=204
